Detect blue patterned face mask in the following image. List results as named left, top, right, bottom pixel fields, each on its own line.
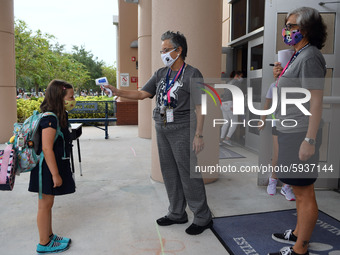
left=282, top=28, right=304, bottom=46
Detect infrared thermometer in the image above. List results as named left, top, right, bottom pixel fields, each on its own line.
left=95, top=77, right=113, bottom=97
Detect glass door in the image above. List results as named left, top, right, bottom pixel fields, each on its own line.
left=260, top=0, right=340, bottom=189
left=245, top=36, right=263, bottom=151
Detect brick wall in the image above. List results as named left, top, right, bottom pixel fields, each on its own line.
left=116, top=101, right=138, bottom=125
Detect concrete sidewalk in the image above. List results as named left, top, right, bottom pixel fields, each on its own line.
left=1, top=125, right=340, bottom=255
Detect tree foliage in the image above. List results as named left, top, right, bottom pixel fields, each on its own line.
left=15, top=20, right=54, bottom=92
left=102, top=64, right=117, bottom=87
left=71, top=46, right=104, bottom=92
left=14, top=19, right=117, bottom=95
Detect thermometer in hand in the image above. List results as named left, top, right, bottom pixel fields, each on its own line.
left=95, top=77, right=113, bottom=97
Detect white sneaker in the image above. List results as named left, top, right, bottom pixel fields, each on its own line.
left=223, top=139, right=233, bottom=146
left=267, top=177, right=278, bottom=195
left=281, top=185, right=296, bottom=201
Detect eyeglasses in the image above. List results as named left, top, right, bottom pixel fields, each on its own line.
left=160, top=48, right=176, bottom=54
left=284, top=23, right=299, bottom=30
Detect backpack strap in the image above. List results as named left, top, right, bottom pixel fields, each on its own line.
left=0, top=144, right=13, bottom=184
left=29, top=111, right=40, bottom=141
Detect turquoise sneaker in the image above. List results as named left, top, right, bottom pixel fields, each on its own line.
left=36, top=240, right=70, bottom=254
left=50, top=234, right=71, bottom=244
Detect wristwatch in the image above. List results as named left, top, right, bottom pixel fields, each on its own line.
left=304, top=137, right=316, bottom=145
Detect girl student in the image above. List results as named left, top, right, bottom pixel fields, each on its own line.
left=28, top=79, right=76, bottom=254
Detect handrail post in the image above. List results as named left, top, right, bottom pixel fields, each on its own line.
left=105, top=101, right=109, bottom=139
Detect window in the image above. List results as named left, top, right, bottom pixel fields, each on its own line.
left=276, top=13, right=335, bottom=54
left=250, top=44, right=263, bottom=70
left=232, top=0, right=246, bottom=40
left=231, top=0, right=265, bottom=41
left=249, top=0, right=265, bottom=32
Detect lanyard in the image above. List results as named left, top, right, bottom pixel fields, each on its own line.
left=275, top=43, right=310, bottom=87
left=164, top=62, right=186, bottom=104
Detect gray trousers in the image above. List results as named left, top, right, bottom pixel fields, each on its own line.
left=155, top=122, right=212, bottom=226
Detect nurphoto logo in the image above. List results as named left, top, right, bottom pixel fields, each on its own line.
left=201, top=84, right=312, bottom=128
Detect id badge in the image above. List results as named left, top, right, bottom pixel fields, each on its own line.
left=166, top=108, right=174, bottom=123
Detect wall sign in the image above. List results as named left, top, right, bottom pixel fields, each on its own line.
left=120, top=73, right=130, bottom=87
left=131, top=76, right=138, bottom=83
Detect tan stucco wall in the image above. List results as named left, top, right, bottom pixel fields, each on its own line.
left=150, top=0, right=223, bottom=182
left=117, top=0, right=138, bottom=98
left=137, top=0, right=152, bottom=138
left=222, top=0, right=231, bottom=47
left=0, top=0, right=17, bottom=143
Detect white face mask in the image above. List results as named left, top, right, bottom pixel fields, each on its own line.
left=161, top=48, right=179, bottom=67
left=238, top=77, right=244, bottom=83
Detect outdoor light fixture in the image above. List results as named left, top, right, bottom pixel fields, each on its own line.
left=319, top=1, right=340, bottom=6
left=124, top=0, right=139, bottom=3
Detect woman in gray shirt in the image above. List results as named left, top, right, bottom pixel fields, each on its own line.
left=105, top=31, right=212, bottom=235
left=268, top=7, right=327, bottom=255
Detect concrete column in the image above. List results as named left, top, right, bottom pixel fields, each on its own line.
left=116, top=0, right=138, bottom=125
left=151, top=0, right=222, bottom=183
left=117, top=0, right=138, bottom=92
left=137, top=0, right=152, bottom=139
left=0, top=0, right=17, bottom=143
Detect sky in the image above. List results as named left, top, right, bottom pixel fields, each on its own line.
left=14, top=0, right=119, bottom=66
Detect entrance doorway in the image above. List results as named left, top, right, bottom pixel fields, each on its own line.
left=259, top=0, right=340, bottom=189
left=245, top=36, right=263, bottom=151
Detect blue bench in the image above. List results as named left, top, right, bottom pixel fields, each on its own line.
left=68, top=101, right=117, bottom=139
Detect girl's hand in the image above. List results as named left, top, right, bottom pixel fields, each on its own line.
left=193, top=136, right=204, bottom=155
left=52, top=174, right=63, bottom=188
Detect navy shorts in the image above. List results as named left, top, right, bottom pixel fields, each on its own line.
left=277, top=129, right=322, bottom=186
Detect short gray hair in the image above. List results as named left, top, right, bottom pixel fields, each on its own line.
left=286, top=7, right=319, bottom=27
left=161, top=31, right=187, bottom=60
left=286, top=7, right=327, bottom=49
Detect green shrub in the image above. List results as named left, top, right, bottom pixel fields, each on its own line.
left=17, top=98, right=43, bottom=123
left=17, top=96, right=114, bottom=123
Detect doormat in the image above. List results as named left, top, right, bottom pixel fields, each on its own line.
left=219, top=145, right=245, bottom=159
left=211, top=209, right=340, bottom=255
